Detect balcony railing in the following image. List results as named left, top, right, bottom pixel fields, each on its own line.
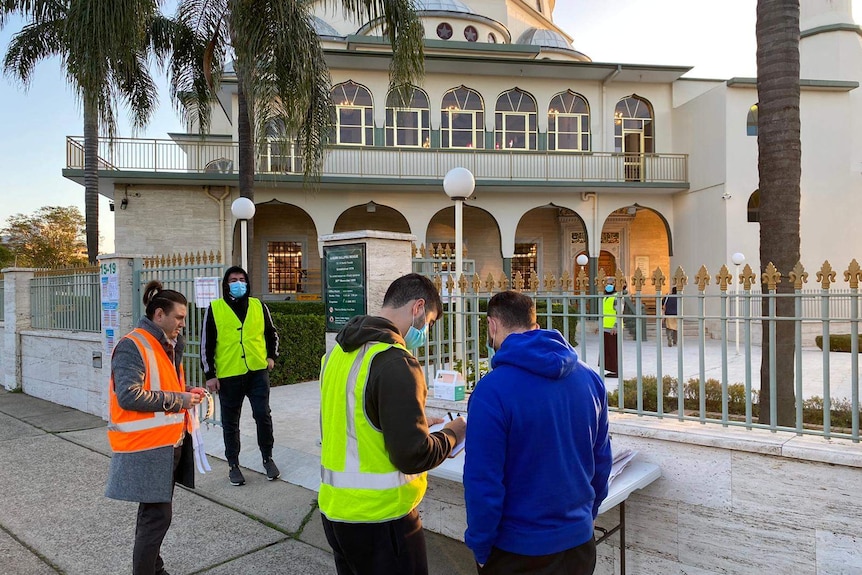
left=66, top=136, right=688, bottom=185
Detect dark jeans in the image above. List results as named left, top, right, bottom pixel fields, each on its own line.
left=602, top=330, right=618, bottom=373
left=321, top=508, right=428, bottom=575
left=133, top=445, right=182, bottom=575
left=218, top=369, right=274, bottom=464
left=477, top=537, right=596, bottom=575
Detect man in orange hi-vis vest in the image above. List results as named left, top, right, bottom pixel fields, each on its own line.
left=105, top=280, right=206, bottom=575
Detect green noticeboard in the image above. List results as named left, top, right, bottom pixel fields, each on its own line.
left=324, top=244, right=367, bottom=331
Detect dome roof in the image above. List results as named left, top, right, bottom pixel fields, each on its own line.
left=414, top=0, right=474, bottom=14
left=516, top=27, right=573, bottom=51
left=312, top=16, right=341, bottom=37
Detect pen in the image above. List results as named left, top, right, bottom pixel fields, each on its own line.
left=447, top=412, right=454, bottom=421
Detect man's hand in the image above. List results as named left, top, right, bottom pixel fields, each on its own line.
left=427, top=415, right=445, bottom=426
left=189, top=387, right=207, bottom=397
left=444, top=416, right=467, bottom=444
left=205, top=378, right=220, bottom=393
left=267, top=358, right=275, bottom=371
left=182, top=391, right=203, bottom=408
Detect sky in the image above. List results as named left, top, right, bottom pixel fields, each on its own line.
left=0, top=0, right=858, bottom=252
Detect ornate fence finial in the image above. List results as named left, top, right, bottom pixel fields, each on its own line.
left=419, top=243, right=427, bottom=258
left=673, top=266, right=688, bottom=292
left=740, top=263, right=756, bottom=290
left=651, top=267, right=666, bottom=292
left=695, top=265, right=710, bottom=292
left=498, top=273, right=509, bottom=291
left=594, top=267, right=607, bottom=291
left=458, top=273, right=468, bottom=292
left=513, top=271, right=524, bottom=292
left=574, top=268, right=588, bottom=293
left=560, top=269, right=573, bottom=292
left=484, top=272, right=495, bottom=293
left=471, top=273, right=481, bottom=293
left=528, top=269, right=539, bottom=292
left=445, top=273, right=455, bottom=293
left=816, top=260, right=837, bottom=290
left=614, top=267, right=626, bottom=291
left=715, top=265, right=732, bottom=292
left=789, top=262, right=809, bottom=290
left=844, top=259, right=862, bottom=289
left=444, top=244, right=452, bottom=259
left=433, top=274, right=442, bottom=293
left=761, top=262, right=782, bottom=291
left=631, top=267, right=646, bottom=293
left=462, top=244, right=468, bottom=259
left=544, top=272, right=557, bottom=292
left=411, top=242, right=417, bottom=258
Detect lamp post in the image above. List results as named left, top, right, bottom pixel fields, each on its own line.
left=231, top=197, right=256, bottom=272
left=443, top=167, right=475, bottom=378
left=731, top=252, right=745, bottom=355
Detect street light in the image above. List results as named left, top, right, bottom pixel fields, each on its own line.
left=443, top=167, right=475, bottom=379
left=731, top=252, right=746, bottom=355
left=231, top=197, right=256, bottom=272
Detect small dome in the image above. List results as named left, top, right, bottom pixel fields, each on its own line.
left=517, top=28, right=573, bottom=51
left=312, top=16, right=341, bottom=37
left=415, top=0, right=474, bottom=13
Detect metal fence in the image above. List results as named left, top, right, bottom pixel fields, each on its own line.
left=30, top=268, right=101, bottom=332
left=133, top=252, right=224, bottom=409
left=417, top=262, right=862, bottom=442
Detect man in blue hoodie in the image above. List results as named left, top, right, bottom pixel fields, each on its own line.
left=464, top=291, right=612, bottom=574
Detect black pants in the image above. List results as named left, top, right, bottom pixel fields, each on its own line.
left=321, top=508, right=428, bottom=575
left=478, top=537, right=596, bottom=575
left=602, top=330, right=618, bottom=373
left=218, top=369, right=274, bottom=464
left=133, top=445, right=182, bottom=575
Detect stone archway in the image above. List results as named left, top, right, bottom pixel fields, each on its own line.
left=426, top=205, right=501, bottom=279
left=334, top=202, right=411, bottom=234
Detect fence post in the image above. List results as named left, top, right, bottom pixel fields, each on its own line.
left=96, top=255, right=138, bottom=418
left=3, top=268, right=36, bottom=391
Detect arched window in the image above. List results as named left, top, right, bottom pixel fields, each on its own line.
left=385, top=86, right=430, bottom=147
left=747, top=104, right=758, bottom=136
left=548, top=90, right=590, bottom=151
left=441, top=86, right=485, bottom=149
left=495, top=88, right=537, bottom=150
left=614, top=95, right=653, bottom=181
left=747, top=189, right=760, bottom=223
left=331, top=81, right=374, bottom=146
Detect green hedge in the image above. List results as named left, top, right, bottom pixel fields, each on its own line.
left=815, top=334, right=862, bottom=353
left=269, top=312, right=325, bottom=385
left=266, top=301, right=325, bottom=316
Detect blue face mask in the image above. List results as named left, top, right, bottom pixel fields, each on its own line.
left=605, top=285, right=614, bottom=294
left=486, top=335, right=495, bottom=366
left=403, top=307, right=428, bottom=350
left=229, top=281, right=248, bottom=298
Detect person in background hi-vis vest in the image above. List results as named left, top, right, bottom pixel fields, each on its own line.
left=601, top=279, right=621, bottom=378
left=105, top=280, right=206, bottom=575
left=202, top=266, right=280, bottom=486
left=319, top=273, right=467, bottom=575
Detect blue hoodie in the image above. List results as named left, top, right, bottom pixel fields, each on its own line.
left=463, top=329, right=612, bottom=565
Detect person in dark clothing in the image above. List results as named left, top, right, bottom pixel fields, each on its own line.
left=319, top=273, right=467, bottom=575
left=662, top=287, right=679, bottom=346
left=201, top=266, right=280, bottom=486
left=601, top=279, right=621, bottom=378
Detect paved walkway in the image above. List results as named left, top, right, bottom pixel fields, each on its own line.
left=0, top=388, right=475, bottom=575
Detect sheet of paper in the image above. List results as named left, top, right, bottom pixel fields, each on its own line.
left=608, top=449, right=638, bottom=487
left=429, top=421, right=466, bottom=457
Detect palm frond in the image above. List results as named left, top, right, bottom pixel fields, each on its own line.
left=2, top=19, right=63, bottom=86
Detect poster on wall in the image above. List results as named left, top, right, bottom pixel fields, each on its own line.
left=324, top=244, right=367, bottom=332
left=194, top=277, right=221, bottom=308
left=100, top=261, right=121, bottom=358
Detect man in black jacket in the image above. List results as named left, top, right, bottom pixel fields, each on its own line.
left=201, top=266, right=280, bottom=486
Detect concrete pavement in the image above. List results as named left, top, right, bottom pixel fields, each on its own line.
left=0, top=388, right=476, bottom=575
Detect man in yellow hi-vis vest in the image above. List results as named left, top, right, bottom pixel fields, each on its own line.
left=601, top=278, right=621, bottom=378
left=319, top=273, right=466, bottom=575
left=202, top=266, right=280, bottom=486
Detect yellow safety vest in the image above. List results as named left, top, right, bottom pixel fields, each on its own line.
left=603, top=295, right=617, bottom=329
left=318, top=341, right=427, bottom=523
left=211, top=298, right=268, bottom=378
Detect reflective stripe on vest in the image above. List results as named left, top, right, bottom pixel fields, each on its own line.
left=211, top=298, right=268, bottom=378
left=603, top=296, right=617, bottom=329
left=319, top=341, right=427, bottom=523
left=108, top=329, right=186, bottom=453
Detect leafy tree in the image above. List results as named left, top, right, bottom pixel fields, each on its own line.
left=171, top=0, right=425, bottom=274
left=1, top=0, right=181, bottom=264
left=755, top=0, right=801, bottom=426
left=2, top=206, right=88, bottom=267
left=0, top=242, right=13, bottom=269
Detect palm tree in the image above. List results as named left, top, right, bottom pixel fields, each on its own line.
left=755, top=0, right=801, bottom=426
left=1, top=0, right=169, bottom=264
left=171, top=0, right=425, bottom=271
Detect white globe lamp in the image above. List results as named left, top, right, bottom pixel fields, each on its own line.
left=231, top=197, right=256, bottom=271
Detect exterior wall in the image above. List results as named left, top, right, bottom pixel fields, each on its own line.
left=514, top=207, right=563, bottom=277
left=427, top=205, right=503, bottom=279
left=420, top=416, right=862, bottom=575
left=112, top=185, right=229, bottom=258
left=0, top=322, right=4, bottom=387
left=20, top=330, right=104, bottom=417
left=626, top=209, right=670, bottom=294
left=252, top=203, right=320, bottom=296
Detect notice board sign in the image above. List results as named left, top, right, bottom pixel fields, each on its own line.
left=324, top=243, right=367, bottom=331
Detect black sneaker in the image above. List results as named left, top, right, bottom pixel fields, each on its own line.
left=263, top=458, right=280, bottom=481
left=229, top=465, right=245, bottom=486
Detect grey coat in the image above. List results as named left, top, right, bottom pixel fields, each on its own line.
left=105, top=317, right=195, bottom=503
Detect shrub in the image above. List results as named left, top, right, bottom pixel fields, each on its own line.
left=802, top=396, right=858, bottom=429
left=815, top=334, right=862, bottom=353
left=269, top=312, right=325, bottom=385
left=266, top=301, right=325, bottom=316
left=607, top=375, right=676, bottom=412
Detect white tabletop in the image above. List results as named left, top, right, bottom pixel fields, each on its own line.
left=428, top=457, right=661, bottom=516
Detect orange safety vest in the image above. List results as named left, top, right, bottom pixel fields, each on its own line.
left=108, top=328, right=187, bottom=453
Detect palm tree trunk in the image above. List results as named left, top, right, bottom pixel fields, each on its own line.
left=236, top=76, right=256, bottom=280
left=83, top=96, right=100, bottom=264
left=756, top=0, right=801, bottom=426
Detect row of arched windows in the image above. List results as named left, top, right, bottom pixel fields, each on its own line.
left=325, top=80, right=655, bottom=153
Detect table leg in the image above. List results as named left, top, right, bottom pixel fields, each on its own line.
left=620, top=501, right=626, bottom=575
